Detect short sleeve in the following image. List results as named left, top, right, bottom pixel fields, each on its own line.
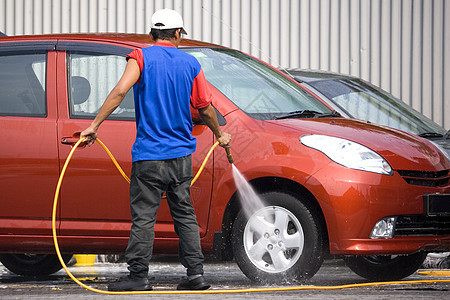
left=126, top=49, right=144, bottom=72
left=126, top=49, right=143, bottom=84
left=190, top=69, right=212, bottom=109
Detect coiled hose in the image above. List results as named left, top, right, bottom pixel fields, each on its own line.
left=52, top=137, right=450, bottom=294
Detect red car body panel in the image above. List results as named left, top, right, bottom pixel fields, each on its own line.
left=0, top=33, right=449, bottom=258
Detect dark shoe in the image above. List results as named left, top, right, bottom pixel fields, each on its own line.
left=177, top=275, right=211, bottom=290
left=108, top=275, right=153, bottom=291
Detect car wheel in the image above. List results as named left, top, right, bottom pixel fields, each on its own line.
left=0, top=253, right=73, bottom=276
left=344, top=252, right=428, bottom=281
left=232, top=191, right=324, bottom=283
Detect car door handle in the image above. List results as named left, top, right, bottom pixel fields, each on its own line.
left=61, top=134, right=86, bottom=147
left=61, top=137, right=80, bottom=144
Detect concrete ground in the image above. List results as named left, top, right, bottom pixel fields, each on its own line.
left=1, top=255, right=449, bottom=299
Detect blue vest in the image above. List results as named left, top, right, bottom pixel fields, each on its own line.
left=131, top=45, right=201, bottom=162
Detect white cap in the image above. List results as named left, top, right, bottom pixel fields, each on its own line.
left=151, top=9, right=187, bottom=35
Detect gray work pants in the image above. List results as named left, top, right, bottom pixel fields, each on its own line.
left=125, top=155, right=204, bottom=278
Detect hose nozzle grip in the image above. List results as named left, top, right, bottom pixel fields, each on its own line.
left=225, top=148, right=234, bottom=164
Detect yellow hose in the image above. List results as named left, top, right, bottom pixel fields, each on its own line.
left=52, top=138, right=450, bottom=295
left=418, top=271, right=450, bottom=276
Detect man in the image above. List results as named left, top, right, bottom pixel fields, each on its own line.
left=80, top=8, right=231, bottom=291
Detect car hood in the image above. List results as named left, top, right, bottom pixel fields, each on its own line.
left=267, top=118, right=449, bottom=171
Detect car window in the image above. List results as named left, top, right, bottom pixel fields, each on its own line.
left=310, top=79, right=446, bottom=136
left=184, top=48, right=330, bottom=120
left=0, top=53, right=46, bottom=117
left=334, top=91, right=420, bottom=133
left=68, top=52, right=134, bottom=120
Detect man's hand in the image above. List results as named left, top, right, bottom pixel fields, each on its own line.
left=80, top=126, right=98, bottom=146
left=217, top=132, right=231, bottom=148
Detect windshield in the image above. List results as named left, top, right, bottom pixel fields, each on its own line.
left=183, top=48, right=331, bottom=120
left=308, top=78, right=446, bottom=136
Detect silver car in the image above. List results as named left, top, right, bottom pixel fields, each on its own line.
left=284, top=69, right=450, bottom=158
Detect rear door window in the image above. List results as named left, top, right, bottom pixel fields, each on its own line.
left=0, top=53, right=46, bottom=117
left=67, top=52, right=134, bottom=120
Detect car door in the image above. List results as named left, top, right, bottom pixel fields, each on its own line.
left=56, top=41, right=214, bottom=240
left=0, top=41, right=59, bottom=237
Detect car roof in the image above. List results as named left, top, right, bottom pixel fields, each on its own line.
left=0, top=33, right=224, bottom=49
left=284, top=68, right=358, bottom=83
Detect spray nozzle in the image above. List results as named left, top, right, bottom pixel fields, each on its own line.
left=225, top=148, right=234, bottom=164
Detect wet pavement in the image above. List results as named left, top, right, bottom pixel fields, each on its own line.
left=1, top=256, right=449, bottom=299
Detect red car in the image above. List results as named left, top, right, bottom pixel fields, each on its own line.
left=0, top=33, right=449, bottom=283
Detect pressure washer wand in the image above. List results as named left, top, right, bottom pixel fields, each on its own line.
left=225, top=148, right=234, bottom=164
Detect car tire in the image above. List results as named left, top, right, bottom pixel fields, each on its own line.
left=344, top=252, right=428, bottom=281
left=232, top=191, right=324, bottom=283
left=0, top=253, right=73, bottom=276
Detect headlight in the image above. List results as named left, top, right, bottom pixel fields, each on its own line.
left=300, top=135, right=393, bottom=175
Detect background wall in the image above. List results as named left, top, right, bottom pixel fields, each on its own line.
left=1, top=0, right=448, bottom=129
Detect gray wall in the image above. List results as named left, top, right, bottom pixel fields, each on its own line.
left=1, top=0, right=448, bottom=129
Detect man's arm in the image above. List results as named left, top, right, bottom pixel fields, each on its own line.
left=198, top=104, right=231, bottom=148
left=191, top=68, right=231, bottom=148
left=80, top=58, right=141, bottom=145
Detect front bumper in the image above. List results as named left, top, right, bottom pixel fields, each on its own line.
left=304, top=162, right=450, bottom=255
left=333, top=234, right=450, bottom=255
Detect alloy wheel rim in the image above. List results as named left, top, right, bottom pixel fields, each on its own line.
left=243, top=206, right=304, bottom=273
